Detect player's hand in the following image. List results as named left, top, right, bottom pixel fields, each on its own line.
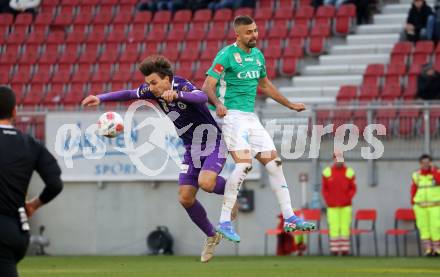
left=216, top=103, right=228, bottom=117
left=162, top=90, right=178, bottom=103
left=25, top=198, right=43, bottom=218
left=82, top=95, right=101, bottom=107
left=289, top=102, right=306, bottom=112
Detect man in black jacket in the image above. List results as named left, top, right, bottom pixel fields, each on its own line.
left=417, top=64, right=440, bottom=100
left=0, top=86, right=63, bottom=277
left=405, top=0, right=435, bottom=42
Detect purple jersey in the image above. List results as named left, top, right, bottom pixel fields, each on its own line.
left=98, top=76, right=221, bottom=147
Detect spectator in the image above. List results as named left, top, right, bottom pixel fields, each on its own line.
left=137, top=0, right=185, bottom=12
left=404, top=0, right=435, bottom=42
left=411, top=154, right=440, bottom=256
left=324, top=0, right=345, bottom=8
left=7, top=0, right=40, bottom=15
left=416, top=64, right=440, bottom=100
left=208, top=0, right=255, bottom=10
left=322, top=151, right=356, bottom=256
left=344, top=0, right=371, bottom=24
left=186, top=0, right=210, bottom=11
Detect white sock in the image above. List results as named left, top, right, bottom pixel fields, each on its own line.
left=265, top=159, right=295, bottom=219
left=219, top=163, right=252, bottom=223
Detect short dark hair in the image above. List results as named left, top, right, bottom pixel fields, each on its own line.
left=138, top=55, right=173, bottom=80
left=0, top=85, right=16, bottom=120
left=233, top=15, right=255, bottom=28
left=419, top=154, right=432, bottom=162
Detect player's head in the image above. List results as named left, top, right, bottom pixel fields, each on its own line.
left=413, top=0, right=424, bottom=9
left=419, top=153, right=432, bottom=169
left=138, top=55, right=173, bottom=96
left=333, top=150, right=344, bottom=166
left=233, top=15, right=258, bottom=49
left=0, top=85, right=16, bottom=122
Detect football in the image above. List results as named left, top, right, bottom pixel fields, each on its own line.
left=97, top=111, right=124, bottom=138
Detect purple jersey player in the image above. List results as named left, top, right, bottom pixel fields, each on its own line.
left=82, top=55, right=233, bottom=262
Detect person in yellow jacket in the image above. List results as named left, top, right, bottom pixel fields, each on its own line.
left=411, top=154, right=440, bottom=256
left=322, top=152, right=356, bottom=256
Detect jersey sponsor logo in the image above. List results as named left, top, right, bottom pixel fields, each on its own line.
left=256, top=59, right=262, bottom=66
left=138, top=85, right=150, bottom=96
left=181, top=85, right=189, bottom=92
left=233, top=53, right=242, bottom=63
left=213, top=63, right=225, bottom=74
left=177, top=102, right=187, bottom=110
left=244, top=57, right=253, bottom=62
left=237, top=70, right=260, bottom=79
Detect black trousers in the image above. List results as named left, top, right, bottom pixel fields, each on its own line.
left=0, top=215, right=30, bottom=277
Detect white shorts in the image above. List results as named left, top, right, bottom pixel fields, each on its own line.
left=212, top=110, right=276, bottom=156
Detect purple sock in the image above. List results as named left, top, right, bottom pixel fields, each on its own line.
left=184, top=200, right=216, bottom=237
left=212, top=176, right=226, bottom=195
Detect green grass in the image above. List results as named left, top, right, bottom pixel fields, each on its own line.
left=19, top=256, right=440, bottom=277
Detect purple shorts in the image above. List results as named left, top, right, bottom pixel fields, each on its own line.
left=178, top=136, right=227, bottom=187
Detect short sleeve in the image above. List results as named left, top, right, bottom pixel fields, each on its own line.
left=259, top=52, right=267, bottom=79
left=206, top=50, right=230, bottom=80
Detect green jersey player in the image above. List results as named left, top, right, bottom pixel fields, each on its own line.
left=202, top=15, right=316, bottom=243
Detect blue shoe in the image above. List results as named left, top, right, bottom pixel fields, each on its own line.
left=284, top=215, right=316, bottom=232
left=216, top=221, right=240, bottom=243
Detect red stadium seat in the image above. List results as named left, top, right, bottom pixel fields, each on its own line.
left=93, top=9, right=114, bottom=25
left=288, top=24, right=309, bottom=40
left=91, top=65, right=113, bottom=83
left=187, top=27, right=207, bottom=41
left=385, top=63, right=406, bottom=86
left=336, top=85, right=358, bottom=103
left=52, top=65, right=73, bottom=83
left=280, top=57, right=298, bottom=76
left=72, top=7, right=94, bottom=25
left=351, top=209, right=378, bottom=256
left=375, top=108, right=397, bottom=135
left=43, top=85, right=65, bottom=109
left=206, top=23, right=227, bottom=41
left=258, top=0, right=275, bottom=9
left=85, top=28, right=107, bottom=44
left=390, top=41, right=413, bottom=65
left=112, top=67, right=133, bottom=83
left=133, top=11, right=153, bottom=24
left=34, top=12, right=54, bottom=26
left=78, top=51, right=99, bottom=64
left=315, top=5, right=336, bottom=26
left=27, top=30, right=47, bottom=44
left=71, top=68, right=92, bottom=84
left=127, top=27, right=146, bottom=43
left=166, top=29, right=186, bottom=42
left=14, top=13, right=33, bottom=25
left=412, top=41, right=434, bottom=66
left=307, top=36, right=327, bottom=56
left=359, top=84, right=380, bottom=102
left=381, top=84, right=402, bottom=101
left=146, top=28, right=167, bottom=42
left=10, top=67, right=32, bottom=85
left=193, top=9, right=212, bottom=22
left=60, top=0, right=82, bottom=5
left=200, top=47, right=218, bottom=61
left=213, top=8, right=233, bottom=22
left=58, top=50, right=79, bottom=64
left=31, top=69, right=52, bottom=84
left=53, top=13, right=74, bottom=26
left=63, top=85, right=86, bottom=109
left=39, top=52, right=60, bottom=64
left=363, top=64, right=384, bottom=86
left=267, top=24, right=288, bottom=39
left=153, top=10, right=172, bottom=23
left=113, top=10, right=134, bottom=24
left=19, top=50, right=40, bottom=64
left=295, top=5, right=314, bottom=26
left=6, top=32, right=27, bottom=45
left=283, top=44, right=304, bottom=58
left=66, top=27, right=88, bottom=43
left=180, top=48, right=199, bottom=62
left=334, top=4, right=356, bottom=35
left=254, top=7, right=272, bottom=20
left=23, top=87, right=45, bottom=107
left=398, top=109, right=420, bottom=136
left=0, top=14, right=13, bottom=26
left=106, top=27, right=127, bottom=43
left=161, top=42, right=180, bottom=62
left=46, top=31, right=65, bottom=45
left=119, top=49, right=139, bottom=63
left=274, top=7, right=294, bottom=20
left=264, top=43, right=282, bottom=59
left=175, top=66, right=194, bottom=79
left=174, top=10, right=192, bottom=22
left=265, top=58, right=278, bottom=78
left=143, top=42, right=160, bottom=55
left=278, top=0, right=295, bottom=9
left=234, top=7, right=253, bottom=17
left=99, top=48, right=120, bottom=64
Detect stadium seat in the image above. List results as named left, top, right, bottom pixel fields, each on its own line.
left=206, top=23, right=227, bottom=41
left=119, top=49, right=139, bottom=63
left=175, top=66, right=194, bottom=80
left=291, top=209, right=323, bottom=255
left=315, top=5, right=336, bottom=26
left=106, top=27, right=127, bottom=43
left=307, top=24, right=331, bottom=56
left=46, top=31, right=66, bottom=45
left=166, top=29, right=186, bottom=42
left=143, top=42, right=160, bottom=55
left=14, top=14, right=33, bottom=26
left=398, top=109, right=420, bottom=136
left=34, top=12, right=54, bottom=26
left=402, top=84, right=417, bottom=100
left=99, top=47, right=120, bottom=64
left=334, top=4, right=356, bottom=35
left=146, top=28, right=167, bottom=43
left=84, top=27, right=107, bottom=44
left=63, top=85, right=86, bottom=109
left=27, top=30, right=47, bottom=44
left=43, top=85, right=65, bottom=109
left=353, top=109, right=368, bottom=133
left=359, top=84, right=380, bottom=102
left=23, top=85, right=46, bottom=106
left=332, top=110, right=353, bottom=131
left=265, top=58, right=278, bottom=79
left=267, top=24, right=288, bottom=39
left=234, top=7, right=253, bottom=17
left=258, top=0, right=275, bottom=9
left=363, top=64, right=384, bottom=86
left=112, top=67, right=133, bottom=83
left=174, top=10, right=192, bottom=22
left=93, top=7, right=115, bottom=25
left=6, top=32, right=27, bottom=45
left=11, top=84, right=26, bottom=105
left=385, top=63, right=406, bottom=87
left=66, top=27, right=88, bottom=43
left=187, top=27, right=207, bottom=41
left=53, top=12, right=75, bottom=26
left=1, top=47, right=21, bottom=66
left=412, top=40, right=434, bottom=65
left=336, top=85, right=357, bottom=103
left=273, top=7, right=295, bottom=21
left=380, top=84, right=402, bottom=102
left=406, top=64, right=422, bottom=88
left=213, top=8, right=233, bottom=22
left=294, top=5, right=314, bottom=27
left=132, top=11, right=153, bottom=24
left=390, top=41, right=413, bottom=65
left=0, top=14, right=14, bottom=26
left=385, top=209, right=420, bottom=256
left=91, top=65, right=113, bottom=83
left=113, top=10, right=134, bottom=24
left=52, top=64, right=73, bottom=83
left=180, top=48, right=199, bottom=62
left=193, top=9, right=212, bottom=22
left=39, top=51, right=60, bottom=64
left=152, top=10, right=172, bottom=24
left=351, top=209, right=378, bottom=256
left=375, top=108, right=397, bottom=136
left=127, top=27, right=147, bottom=43
left=288, top=24, right=309, bottom=45
left=71, top=65, right=92, bottom=83
left=264, top=43, right=282, bottom=59
left=19, top=50, right=40, bottom=64
left=254, top=7, right=273, bottom=20
left=161, top=42, right=180, bottom=62
left=78, top=51, right=99, bottom=64
left=280, top=57, right=298, bottom=76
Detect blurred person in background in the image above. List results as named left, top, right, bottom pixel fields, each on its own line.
left=416, top=63, right=440, bottom=100
left=322, top=151, right=356, bottom=256
left=404, top=0, right=435, bottom=42
left=411, top=154, right=440, bottom=257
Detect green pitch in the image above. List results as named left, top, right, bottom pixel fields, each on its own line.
left=19, top=256, right=440, bottom=277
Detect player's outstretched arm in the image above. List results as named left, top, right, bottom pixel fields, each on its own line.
left=81, top=89, right=139, bottom=107
left=258, top=77, right=306, bottom=112
left=202, top=76, right=227, bottom=117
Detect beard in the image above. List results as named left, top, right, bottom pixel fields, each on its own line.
left=247, top=40, right=257, bottom=48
